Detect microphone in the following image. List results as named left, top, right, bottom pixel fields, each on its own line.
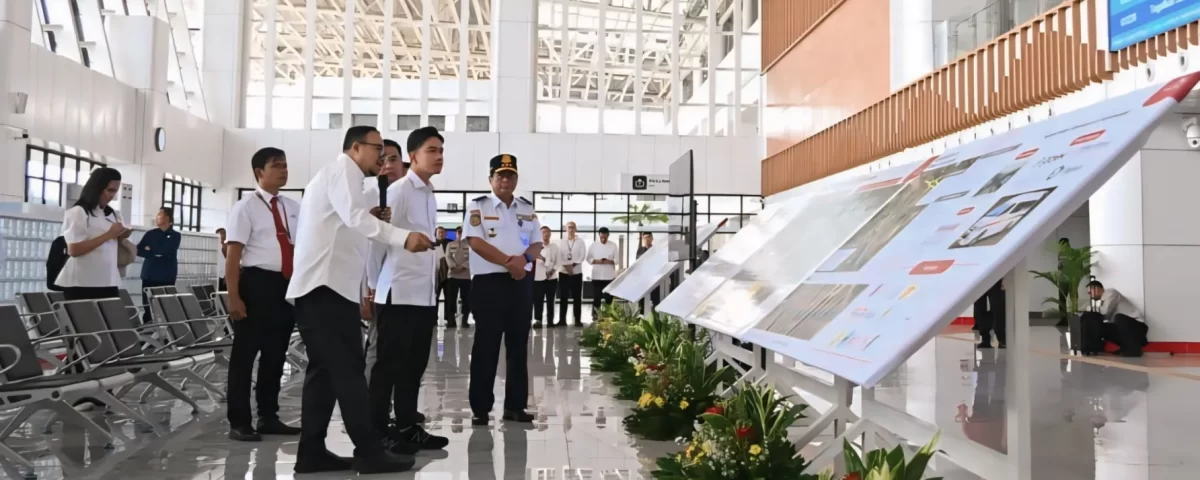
left=377, top=175, right=388, bottom=209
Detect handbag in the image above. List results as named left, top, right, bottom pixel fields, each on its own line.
left=115, top=212, right=136, bottom=269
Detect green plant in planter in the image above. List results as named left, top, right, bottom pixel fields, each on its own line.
left=1030, top=241, right=1095, bottom=317
left=817, top=432, right=942, bottom=480
left=623, top=339, right=732, bottom=441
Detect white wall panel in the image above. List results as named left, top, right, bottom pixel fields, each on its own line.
left=600, top=135, right=632, bottom=193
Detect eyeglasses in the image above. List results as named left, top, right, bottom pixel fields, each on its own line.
left=359, top=141, right=385, bottom=153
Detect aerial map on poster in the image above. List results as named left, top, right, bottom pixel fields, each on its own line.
left=605, top=220, right=727, bottom=302
left=671, top=72, right=1200, bottom=386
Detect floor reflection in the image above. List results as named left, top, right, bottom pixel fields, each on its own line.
left=4, top=322, right=1200, bottom=479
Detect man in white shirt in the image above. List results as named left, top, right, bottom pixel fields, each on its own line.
left=555, top=222, right=586, bottom=327
left=532, top=225, right=559, bottom=327
left=369, top=126, right=450, bottom=451
left=224, top=147, right=305, bottom=444
left=363, top=139, right=407, bottom=383
left=285, top=126, right=434, bottom=475
left=1082, top=279, right=1148, bottom=357
left=463, top=154, right=543, bottom=425
left=586, top=227, right=618, bottom=313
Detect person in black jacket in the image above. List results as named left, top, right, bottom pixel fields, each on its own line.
left=138, top=207, right=181, bottom=323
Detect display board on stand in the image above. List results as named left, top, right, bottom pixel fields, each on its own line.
left=605, top=219, right=727, bottom=303
left=663, top=72, right=1200, bottom=387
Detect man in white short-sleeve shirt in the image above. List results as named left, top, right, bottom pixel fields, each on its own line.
left=284, top=126, right=433, bottom=475
left=554, top=221, right=587, bottom=326
left=223, top=147, right=304, bottom=443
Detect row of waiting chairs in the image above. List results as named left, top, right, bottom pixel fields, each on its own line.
left=0, top=287, right=231, bottom=473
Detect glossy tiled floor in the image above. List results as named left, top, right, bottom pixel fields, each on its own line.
left=4, top=319, right=1200, bottom=479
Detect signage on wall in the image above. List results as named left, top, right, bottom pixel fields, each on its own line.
left=622, top=174, right=670, bottom=193
left=1108, top=0, right=1200, bottom=51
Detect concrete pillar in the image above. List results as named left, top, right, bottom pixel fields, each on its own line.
left=491, top=0, right=537, bottom=133
left=202, top=0, right=245, bottom=128
left=889, top=0, right=934, bottom=91
left=1091, top=114, right=1200, bottom=345
left=107, top=15, right=171, bottom=227
left=0, top=0, right=33, bottom=201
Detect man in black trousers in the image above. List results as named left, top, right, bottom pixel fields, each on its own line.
left=285, top=126, right=434, bottom=474
left=974, top=280, right=1007, bottom=349
left=224, top=148, right=303, bottom=442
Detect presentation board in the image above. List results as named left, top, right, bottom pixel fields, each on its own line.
left=728, top=72, right=1200, bottom=387
left=656, top=161, right=935, bottom=336
left=606, top=220, right=727, bottom=302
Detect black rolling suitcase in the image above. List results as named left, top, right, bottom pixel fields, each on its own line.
left=1068, top=299, right=1102, bottom=355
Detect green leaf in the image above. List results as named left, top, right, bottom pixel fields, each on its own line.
left=902, top=432, right=940, bottom=480
left=843, top=439, right=865, bottom=473
left=885, top=445, right=906, bottom=471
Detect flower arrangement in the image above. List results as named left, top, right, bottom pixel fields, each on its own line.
left=623, top=339, right=733, bottom=441
left=614, top=312, right=693, bottom=400
left=817, top=433, right=942, bottom=480
left=653, top=382, right=816, bottom=480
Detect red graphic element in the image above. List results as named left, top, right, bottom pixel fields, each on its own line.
left=855, top=177, right=903, bottom=192
left=957, top=207, right=975, bottom=215
left=1144, top=72, right=1200, bottom=106
left=1070, top=130, right=1106, bottom=146
left=902, top=156, right=940, bottom=182
left=910, top=260, right=954, bottom=275
left=1015, top=148, right=1039, bottom=160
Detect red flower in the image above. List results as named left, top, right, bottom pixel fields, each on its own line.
left=843, top=473, right=862, bottom=480
left=735, top=426, right=753, bottom=439
left=705, top=406, right=725, bottom=415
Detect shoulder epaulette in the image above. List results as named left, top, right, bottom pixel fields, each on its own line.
left=518, top=196, right=532, bottom=205
left=472, top=195, right=489, bottom=202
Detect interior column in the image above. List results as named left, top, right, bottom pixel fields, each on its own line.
left=491, top=0, right=537, bottom=133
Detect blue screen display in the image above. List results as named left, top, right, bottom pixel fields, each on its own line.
left=1109, top=0, right=1200, bottom=51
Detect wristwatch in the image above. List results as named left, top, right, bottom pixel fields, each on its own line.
left=523, top=254, right=533, bottom=263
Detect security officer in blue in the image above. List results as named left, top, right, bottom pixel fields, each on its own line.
left=462, top=154, right=543, bottom=426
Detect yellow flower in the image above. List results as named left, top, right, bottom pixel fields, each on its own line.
left=749, top=444, right=762, bottom=456
left=638, top=392, right=654, bottom=408
left=654, top=397, right=665, bottom=408
left=604, top=333, right=613, bottom=341
left=679, top=400, right=690, bottom=410
left=635, top=363, right=646, bottom=374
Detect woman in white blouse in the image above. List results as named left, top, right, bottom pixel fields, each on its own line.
left=56, top=167, right=130, bottom=301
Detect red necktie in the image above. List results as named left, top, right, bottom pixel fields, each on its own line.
left=269, top=197, right=294, bottom=279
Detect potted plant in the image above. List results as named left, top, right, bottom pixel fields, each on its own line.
left=817, top=433, right=942, bottom=480
left=1030, top=241, right=1095, bottom=322
left=612, top=203, right=670, bottom=227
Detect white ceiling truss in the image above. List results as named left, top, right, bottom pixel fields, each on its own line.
left=247, top=0, right=746, bottom=109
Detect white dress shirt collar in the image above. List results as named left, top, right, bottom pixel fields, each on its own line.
left=255, top=186, right=278, bottom=201
left=406, top=169, right=433, bottom=191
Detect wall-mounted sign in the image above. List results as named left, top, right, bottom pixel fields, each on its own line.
left=621, top=173, right=670, bottom=193
left=1109, top=0, right=1200, bottom=51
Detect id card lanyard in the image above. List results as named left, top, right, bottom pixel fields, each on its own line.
left=254, top=192, right=292, bottom=241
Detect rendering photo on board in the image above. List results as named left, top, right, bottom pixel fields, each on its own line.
left=950, top=187, right=1056, bottom=249
left=758, top=283, right=870, bottom=341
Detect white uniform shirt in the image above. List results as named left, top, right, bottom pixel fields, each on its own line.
left=556, top=237, right=586, bottom=275
left=374, top=170, right=438, bottom=306
left=364, top=177, right=391, bottom=291
left=1094, top=288, right=1143, bottom=322
left=587, top=240, right=619, bottom=281
left=225, top=187, right=301, bottom=272
left=56, top=206, right=122, bottom=288
left=462, top=195, right=541, bottom=276
left=535, top=242, right=559, bottom=281
left=285, top=154, right=414, bottom=303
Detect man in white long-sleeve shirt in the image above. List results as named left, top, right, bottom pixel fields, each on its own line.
left=285, top=126, right=434, bottom=475
left=586, top=227, right=618, bottom=312
left=363, top=139, right=407, bottom=377
left=532, top=225, right=559, bottom=327
left=555, top=222, right=587, bottom=326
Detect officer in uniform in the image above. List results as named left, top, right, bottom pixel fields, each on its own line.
left=443, top=226, right=472, bottom=327
left=462, top=154, right=543, bottom=426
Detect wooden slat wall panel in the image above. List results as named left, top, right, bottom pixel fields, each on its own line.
left=762, top=0, right=848, bottom=72
left=762, top=0, right=1199, bottom=196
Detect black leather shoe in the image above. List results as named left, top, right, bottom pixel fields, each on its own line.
left=446, top=321, right=457, bottom=328
left=353, top=450, right=415, bottom=474
left=414, top=411, right=427, bottom=423
left=502, top=410, right=535, bottom=423
left=294, top=449, right=352, bottom=473
left=382, top=435, right=420, bottom=455
left=229, top=426, right=262, bottom=442
left=397, top=425, right=450, bottom=450
left=471, top=415, right=489, bottom=426
left=257, top=419, right=301, bottom=435
left=532, top=320, right=542, bottom=328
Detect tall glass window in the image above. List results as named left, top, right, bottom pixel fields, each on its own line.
left=243, top=0, right=494, bottom=131
left=163, top=175, right=204, bottom=232
left=535, top=0, right=761, bottom=136
left=25, top=145, right=106, bottom=207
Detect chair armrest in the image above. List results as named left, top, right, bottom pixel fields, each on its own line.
left=29, top=333, right=108, bottom=373
left=0, top=344, right=22, bottom=376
